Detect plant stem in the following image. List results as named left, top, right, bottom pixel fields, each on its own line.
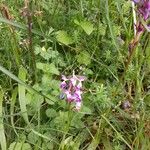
left=25, top=0, right=36, bottom=81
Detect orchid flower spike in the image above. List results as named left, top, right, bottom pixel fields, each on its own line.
left=60, top=72, right=86, bottom=111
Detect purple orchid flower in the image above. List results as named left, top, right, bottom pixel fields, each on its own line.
left=60, top=73, right=86, bottom=111
left=133, top=0, right=150, bottom=20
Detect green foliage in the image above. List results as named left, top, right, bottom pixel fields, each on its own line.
left=8, top=142, right=32, bottom=150
left=74, top=19, right=94, bottom=35
left=56, top=30, right=74, bottom=45
left=0, top=0, right=150, bottom=150
left=36, top=62, right=60, bottom=75
left=0, top=89, right=6, bottom=150
left=76, top=51, right=91, bottom=65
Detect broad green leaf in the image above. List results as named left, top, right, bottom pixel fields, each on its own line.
left=49, top=63, right=60, bottom=75
left=71, top=114, right=84, bottom=128
left=36, top=62, right=44, bottom=70
left=28, top=131, right=39, bottom=144
left=42, top=74, right=51, bottom=85
left=46, top=108, right=57, bottom=118
left=34, top=46, right=41, bottom=55
left=74, top=19, right=80, bottom=25
left=80, top=21, right=94, bottom=35
left=42, top=142, right=54, bottom=150
left=80, top=106, right=92, bottom=114
left=8, top=142, right=32, bottom=150
left=56, top=30, right=74, bottom=45
left=42, top=132, right=55, bottom=149
left=60, top=136, right=73, bottom=149
left=99, top=23, right=107, bottom=36
left=36, top=63, right=59, bottom=75
left=76, top=51, right=91, bottom=65
left=84, top=68, right=93, bottom=75
left=27, top=93, right=44, bottom=111
left=52, top=111, right=69, bottom=130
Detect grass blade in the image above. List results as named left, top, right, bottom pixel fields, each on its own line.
left=10, top=87, right=18, bottom=136
left=0, top=64, right=54, bottom=102
left=101, top=115, right=132, bottom=150
left=0, top=17, right=43, bottom=36
left=116, top=0, right=128, bottom=35
left=87, top=119, right=102, bottom=150
left=0, top=88, right=7, bottom=150
left=105, top=0, right=119, bottom=51
left=18, top=67, right=29, bottom=124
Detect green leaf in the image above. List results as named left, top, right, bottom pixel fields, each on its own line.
left=36, top=63, right=59, bottom=75
left=56, top=30, right=74, bottom=45
left=76, top=51, right=91, bottom=65
left=74, top=19, right=80, bottom=25
left=8, top=142, right=32, bottom=150
left=52, top=111, right=69, bottom=130
left=99, top=23, right=107, bottom=36
left=42, top=142, right=54, bottom=150
left=18, top=67, right=29, bottom=124
left=26, top=86, right=44, bottom=113
left=28, top=131, right=39, bottom=144
left=71, top=114, right=84, bottom=128
left=46, top=108, right=57, bottom=118
left=80, top=21, right=94, bottom=35
left=80, top=106, right=92, bottom=114
left=49, top=63, right=60, bottom=75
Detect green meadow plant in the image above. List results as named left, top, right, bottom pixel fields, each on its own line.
left=0, top=0, right=150, bottom=149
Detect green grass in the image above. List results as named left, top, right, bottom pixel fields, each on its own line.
left=0, top=0, right=150, bottom=150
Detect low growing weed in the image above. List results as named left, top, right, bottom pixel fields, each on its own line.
left=0, top=0, right=150, bottom=150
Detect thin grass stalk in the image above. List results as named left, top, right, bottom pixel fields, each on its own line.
left=105, top=0, right=121, bottom=57
left=0, top=5, right=21, bottom=66
left=102, top=115, right=132, bottom=150
left=0, top=64, right=55, bottom=102
left=0, top=17, right=44, bottom=36
left=132, top=1, right=137, bottom=36
left=18, top=67, right=29, bottom=124
left=10, top=87, right=18, bottom=136
left=0, top=89, right=7, bottom=150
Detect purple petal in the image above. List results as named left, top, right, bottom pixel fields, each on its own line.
left=76, top=75, right=86, bottom=81
left=66, top=92, right=74, bottom=102
left=132, top=0, right=140, bottom=3
left=60, top=81, right=66, bottom=88
left=75, top=101, right=82, bottom=110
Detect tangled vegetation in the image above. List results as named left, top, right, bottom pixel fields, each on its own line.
left=0, top=0, right=150, bottom=150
